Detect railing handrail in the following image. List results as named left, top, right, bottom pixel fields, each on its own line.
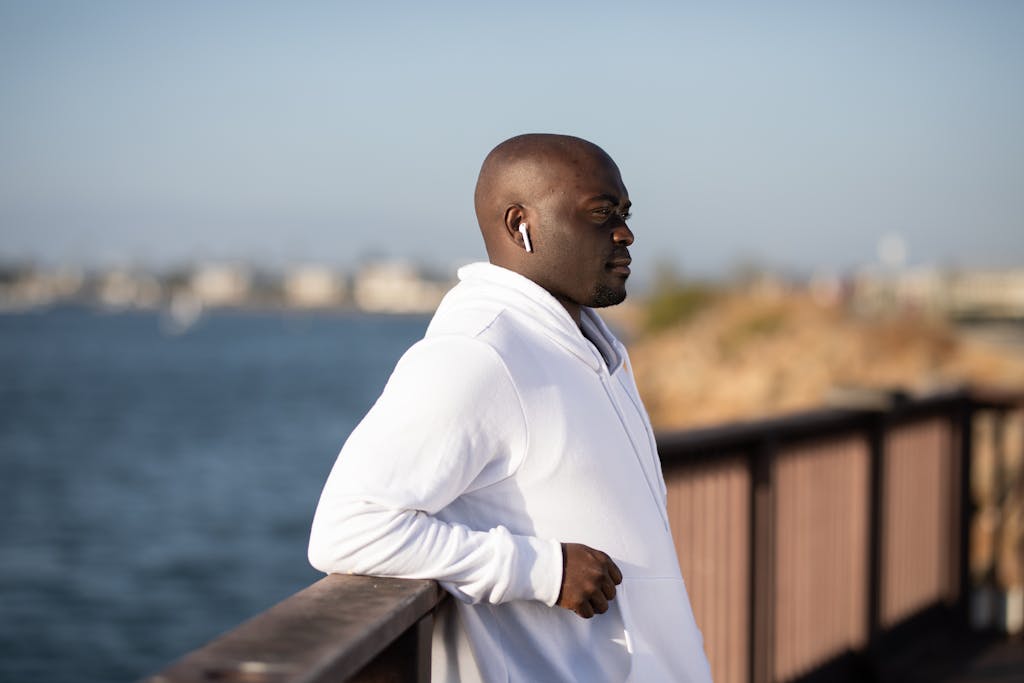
left=655, top=388, right=985, bottom=461
left=145, top=574, right=443, bottom=683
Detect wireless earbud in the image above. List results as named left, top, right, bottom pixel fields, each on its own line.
left=518, top=223, right=533, bottom=253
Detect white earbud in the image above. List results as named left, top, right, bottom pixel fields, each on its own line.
left=518, top=223, right=533, bottom=253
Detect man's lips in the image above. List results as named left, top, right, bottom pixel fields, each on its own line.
left=606, top=256, right=631, bottom=277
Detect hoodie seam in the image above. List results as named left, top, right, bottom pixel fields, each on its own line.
left=452, top=315, right=532, bottom=479
left=483, top=343, right=531, bottom=478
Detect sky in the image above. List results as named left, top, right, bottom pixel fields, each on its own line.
left=1, top=1, right=1022, bottom=280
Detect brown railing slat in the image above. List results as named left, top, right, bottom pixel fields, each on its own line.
left=750, top=439, right=776, bottom=683
left=956, top=396, right=974, bottom=628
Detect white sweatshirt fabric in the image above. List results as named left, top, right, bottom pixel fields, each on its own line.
left=309, top=262, right=712, bottom=682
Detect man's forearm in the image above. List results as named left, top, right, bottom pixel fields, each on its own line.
left=308, top=500, right=563, bottom=606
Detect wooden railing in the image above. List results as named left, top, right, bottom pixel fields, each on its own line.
left=143, top=388, right=1023, bottom=683
left=144, top=574, right=443, bottom=683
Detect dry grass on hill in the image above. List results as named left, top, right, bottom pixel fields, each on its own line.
left=626, top=289, right=1024, bottom=431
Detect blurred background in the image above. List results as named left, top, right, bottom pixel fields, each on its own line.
left=1, top=1, right=1021, bottom=681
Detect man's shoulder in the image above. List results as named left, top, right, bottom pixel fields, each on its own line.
left=422, top=271, right=571, bottom=368
left=425, top=302, right=506, bottom=340
left=425, top=292, right=531, bottom=350
left=385, top=331, right=525, bottom=415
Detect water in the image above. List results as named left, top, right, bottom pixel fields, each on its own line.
left=0, top=307, right=431, bottom=682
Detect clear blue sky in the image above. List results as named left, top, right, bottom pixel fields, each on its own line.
left=1, top=1, right=1021, bottom=278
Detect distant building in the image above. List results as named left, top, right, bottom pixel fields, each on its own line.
left=189, top=264, right=252, bottom=307
left=851, top=267, right=1024, bottom=320
left=0, top=266, right=85, bottom=310
left=283, top=265, right=346, bottom=309
left=947, top=269, right=1024, bottom=319
left=352, top=261, right=450, bottom=314
left=95, top=269, right=163, bottom=309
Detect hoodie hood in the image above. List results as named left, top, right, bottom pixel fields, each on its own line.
left=426, top=262, right=622, bottom=373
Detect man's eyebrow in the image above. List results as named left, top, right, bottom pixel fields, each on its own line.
left=589, top=193, right=631, bottom=208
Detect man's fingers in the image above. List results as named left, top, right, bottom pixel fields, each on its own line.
left=608, top=560, right=623, bottom=585
left=558, top=543, right=624, bottom=619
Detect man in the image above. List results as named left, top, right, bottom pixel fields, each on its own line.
left=309, top=134, right=711, bottom=682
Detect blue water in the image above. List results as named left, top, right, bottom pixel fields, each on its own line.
left=0, top=307, right=430, bottom=682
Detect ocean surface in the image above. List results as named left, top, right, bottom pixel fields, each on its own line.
left=0, top=307, right=431, bottom=683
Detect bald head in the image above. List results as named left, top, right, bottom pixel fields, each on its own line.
left=474, top=134, right=616, bottom=260
left=470, top=133, right=635, bottom=324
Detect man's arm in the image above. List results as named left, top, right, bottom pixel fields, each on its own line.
left=308, top=336, right=621, bottom=615
left=308, top=336, right=563, bottom=605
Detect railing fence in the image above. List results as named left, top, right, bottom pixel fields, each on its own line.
left=145, top=388, right=1023, bottom=683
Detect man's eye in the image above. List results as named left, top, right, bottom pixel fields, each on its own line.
left=593, top=207, right=631, bottom=221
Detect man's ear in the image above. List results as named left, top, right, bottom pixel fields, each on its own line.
left=503, top=204, right=529, bottom=250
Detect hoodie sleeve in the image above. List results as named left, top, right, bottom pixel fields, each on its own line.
left=308, top=335, right=563, bottom=607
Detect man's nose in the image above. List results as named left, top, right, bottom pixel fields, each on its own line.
left=612, top=222, right=634, bottom=246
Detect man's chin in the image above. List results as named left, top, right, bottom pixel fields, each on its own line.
left=589, top=284, right=627, bottom=308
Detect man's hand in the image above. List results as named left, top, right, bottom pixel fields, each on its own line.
left=556, top=542, right=623, bottom=619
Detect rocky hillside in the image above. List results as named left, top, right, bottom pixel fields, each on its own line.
left=626, top=288, right=1024, bottom=430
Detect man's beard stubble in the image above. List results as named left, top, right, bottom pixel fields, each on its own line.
left=589, top=283, right=627, bottom=309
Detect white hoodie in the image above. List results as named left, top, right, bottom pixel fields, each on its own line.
left=309, top=262, right=712, bottom=682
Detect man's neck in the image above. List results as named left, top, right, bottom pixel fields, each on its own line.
left=555, top=298, right=582, bottom=328
left=487, top=257, right=583, bottom=327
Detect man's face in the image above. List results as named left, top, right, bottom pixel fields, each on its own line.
left=530, top=151, right=634, bottom=312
